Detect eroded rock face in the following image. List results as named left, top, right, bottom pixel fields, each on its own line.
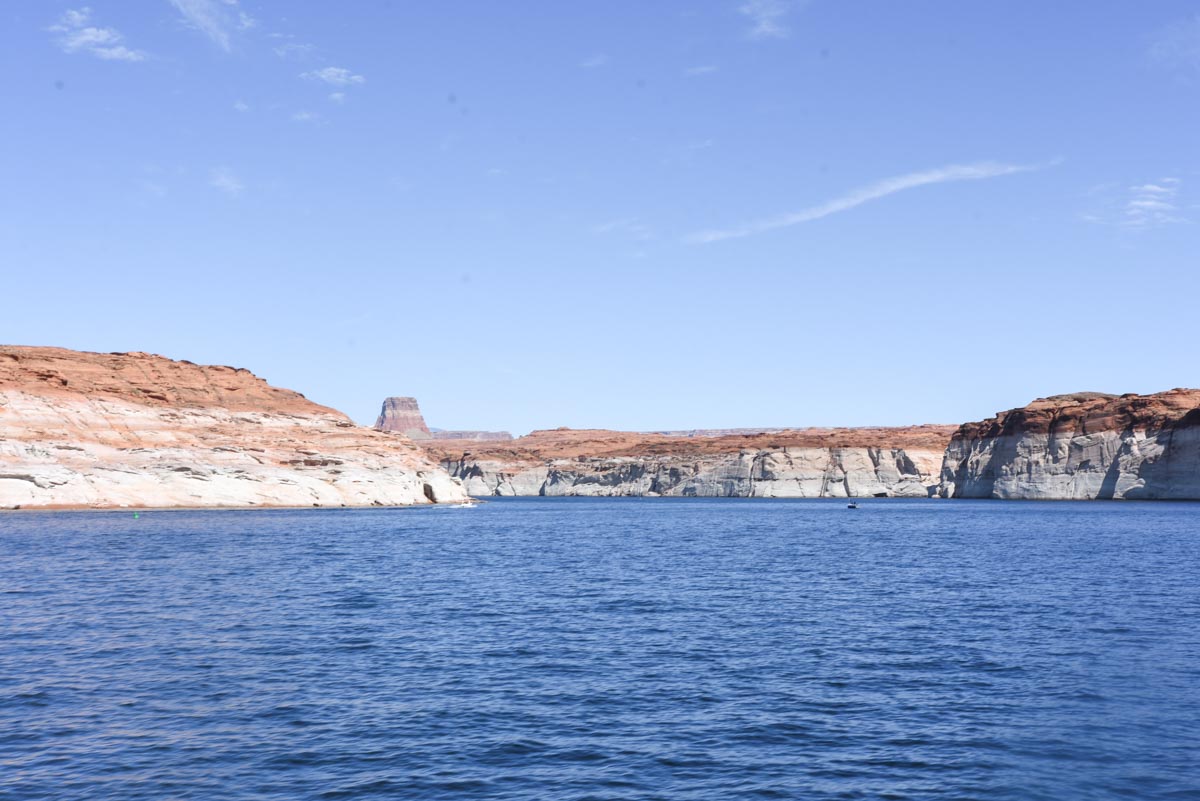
left=939, top=389, right=1200, bottom=499
left=426, top=427, right=953, bottom=498
left=0, top=347, right=468, bottom=509
left=374, top=396, right=431, bottom=439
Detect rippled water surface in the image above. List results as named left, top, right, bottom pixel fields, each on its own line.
left=2, top=498, right=1198, bottom=800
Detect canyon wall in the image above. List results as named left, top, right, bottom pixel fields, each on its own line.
left=425, top=427, right=954, bottom=498
left=939, top=390, right=1200, bottom=500
left=0, top=347, right=467, bottom=509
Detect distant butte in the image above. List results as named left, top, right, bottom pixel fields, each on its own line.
left=373, top=396, right=512, bottom=442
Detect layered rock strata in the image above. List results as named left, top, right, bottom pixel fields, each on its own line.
left=0, top=347, right=467, bottom=509
left=374, top=396, right=512, bottom=441
left=939, top=390, right=1200, bottom=500
left=374, top=396, right=431, bottom=439
left=424, top=427, right=955, bottom=498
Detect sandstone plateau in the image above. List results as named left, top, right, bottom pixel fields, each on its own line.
left=939, top=390, right=1200, bottom=500
left=0, top=347, right=467, bottom=509
left=423, top=426, right=956, bottom=498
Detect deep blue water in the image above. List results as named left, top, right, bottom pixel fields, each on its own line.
left=1, top=498, right=1198, bottom=801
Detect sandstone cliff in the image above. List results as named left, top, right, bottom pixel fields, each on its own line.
left=374, top=396, right=512, bottom=442
left=424, top=426, right=955, bottom=498
left=939, top=389, right=1200, bottom=499
left=0, top=347, right=467, bottom=509
left=374, top=396, right=431, bottom=439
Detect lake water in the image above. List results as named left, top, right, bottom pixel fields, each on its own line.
left=1, top=498, right=1198, bottom=800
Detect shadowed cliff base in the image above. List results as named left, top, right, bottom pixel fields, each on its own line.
left=938, top=389, right=1200, bottom=500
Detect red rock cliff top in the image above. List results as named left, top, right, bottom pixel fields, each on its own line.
left=0, top=345, right=343, bottom=417
left=952, top=388, right=1200, bottom=442
left=423, top=424, right=957, bottom=463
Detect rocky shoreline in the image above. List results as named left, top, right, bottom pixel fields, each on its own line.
left=0, top=346, right=467, bottom=509
left=417, top=394, right=1200, bottom=501
left=3, top=344, right=1198, bottom=507
left=425, top=428, right=951, bottom=499
left=938, top=390, right=1200, bottom=500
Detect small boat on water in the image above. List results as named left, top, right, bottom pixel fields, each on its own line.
left=847, top=502, right=859, bottom=509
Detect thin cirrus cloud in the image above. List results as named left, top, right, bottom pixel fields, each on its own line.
left=301, top=66, right=365, bottom=86
left=168, top=0, right=255, bottom=52
left=686, top=160, right=1055, bottom=244
left=1123, top=179, right=1185, bottom=228
left=1149, top=15, right=1200, bottom=70
left=49, top=8, right=146, bottom=61
left=739, top=0, right=803, bottom=40
left=274, top=42, right=315, bottom=60
left=209, top=166, right=244, bottom=195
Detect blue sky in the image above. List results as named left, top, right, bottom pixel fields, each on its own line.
left=3, top=1, right=1198, bottom=432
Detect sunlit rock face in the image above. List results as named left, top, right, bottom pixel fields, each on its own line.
left=425, top=427, right=954, bottom=498
left=0, top=347, right=467, bottom=509
left=939, top=390, right=1200, bottom=500
left=373, top=396, right=431, bottom=439
left=374, top=396, right=512, bottom=442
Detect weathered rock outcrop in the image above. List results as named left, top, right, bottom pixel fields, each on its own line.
left=939, top=389, right=1200, bottom=499
left=0, top=347, right=467, bottom=509
left=374, top=396, right=431, bottom=439
left=425, top=427, right=955, bottom=498
left=374, top=396, right=512, bottom=442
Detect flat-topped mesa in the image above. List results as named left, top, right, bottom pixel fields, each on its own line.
left=648, top=428, right=792, bottom=438
left=427, top=430, right=514, bottom=442
left=939, top=388, right=1200, bottom=500
left=373, top=396, right=512, bottom=442
left=0, top=346, right=467, bottom=509
left=421, top=425, right=957, bottom=499
left=374, top=396, right=431, bottom=440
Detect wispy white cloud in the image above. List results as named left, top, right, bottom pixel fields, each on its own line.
left=209, top=166, right=243, bottom=195
left=232, top=100, right=250, bottom=112
left=739, top=0, right=801, bottom=40
left=687, top=160, right=1054, bottom=243
left=1123, top=178, right=1185, bottom=228
left=273, top=41, right=314, bottom=60
left=301, top=66, right=365, bottom=86
left=169, top=0, right=254, bottom=52
left=328, top=92, right=346, bottom=104
left=1150, top=15, right=1200, bottom=70
left=291, top=110, right=319, bottom=123
left=1080, top=177, right=1189, bottom=228
left=580, top=54, right=608, bottom=68
left=49, top=7, right=146, bottom=61
left=685, top=65, right=719, bottom=76
left=139, top=179, right=168, bottom=198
